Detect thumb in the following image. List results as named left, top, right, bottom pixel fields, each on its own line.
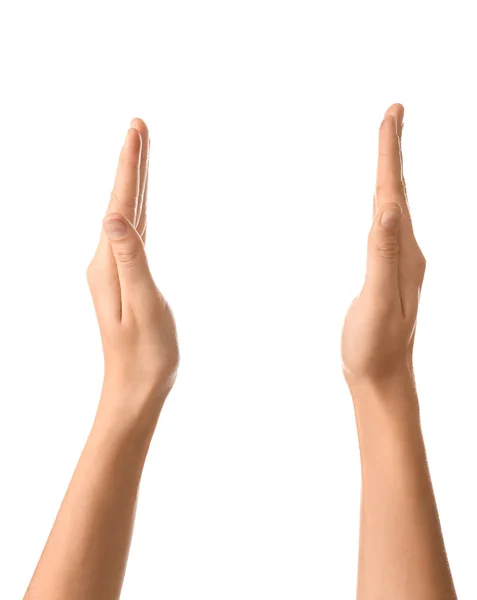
left=365, top=202, right=402, bottom=299
left=103, top=213, right=153, bottom=292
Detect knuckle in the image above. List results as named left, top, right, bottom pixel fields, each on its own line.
left=376, top=239, right=399, bottom=261
left=116, top=245, right=140, bottom=266
left=110, top=189, right=137, bottom=212
left=375, top=180, right=405, bottom=199
left=108, top=191, right=120, bottom=212
left=368, top=227, right=400, bottom=262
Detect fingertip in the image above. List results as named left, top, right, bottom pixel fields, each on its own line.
left=121, top=127, right=142, bottom=168
left=385, top=103, right=404, bottom=135
left=385, top=103, right=404, bottom=121
left=130, top=116, right=147, bottom=128
left=379, top=113, right=397, bottom=135
left=130, top=118, right=149, bottom=143
left=125, top=126, right=142, bottom=145
left=123, top=127, right=142, bottom=154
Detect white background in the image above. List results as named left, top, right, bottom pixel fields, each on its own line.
left=1, top=1, right=475, bottom=598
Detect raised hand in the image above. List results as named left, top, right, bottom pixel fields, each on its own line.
left=87, top=120, right=179, bottom=428
left=341, top=105, right=456, bottom=599
left=24, top=121, right=179, bottom=600
left=341, top=104, right=425, bottom=389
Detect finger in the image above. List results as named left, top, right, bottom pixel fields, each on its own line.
left=375, top=103, right=420, bottom=252
left=137, top=137, right=150, bottom=244
left=103, top=213, right=156, bottom=319
left=385, top=103, right=406, bottom=204
left=88, top=127, right=142, bottom=322
left=130, top=118, right=150, bottom=234
left=107, top=128, right=142, bottom=226
left=364, top=202, right=403, bottom=307
left=375, top=105, right=406, bottom=213
left=385, top=103, right=404, bottom=137
left=373, top=104, right=404, bottom=219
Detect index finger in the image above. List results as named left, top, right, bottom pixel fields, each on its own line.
left=107, top=127, right=142, bottom=226
left=130, top=118, right=149, bottom=236
left=375, top=104, right=409, bottom=216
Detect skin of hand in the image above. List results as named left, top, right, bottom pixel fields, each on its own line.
left=341, top=105, right=425, bottom=388
left=23, top=120, right=178, bottom=600
left=341, top=104, right=457, bottom=599
left=88, top=122, right=179, bottom=430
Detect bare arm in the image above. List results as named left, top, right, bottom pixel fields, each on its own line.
left=341, top=104, right=456, bottom=599
left=24, top=119, right=179, bottom=600
left=352, top=376, right=455, bottom=598
left=24, top=399, right=158, bottom=600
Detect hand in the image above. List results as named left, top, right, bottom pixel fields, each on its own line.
left=341, top=104, right=426, bottom=390
left=87, top=120, right=179, bottom=425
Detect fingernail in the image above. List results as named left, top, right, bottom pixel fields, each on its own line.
left=124, top=127, right=137, bottom=145
left=387, top=114, right=397, bottom=134
left=381, top=205, right=402, bottom=229
left=104, top=218, right=126, bottom=239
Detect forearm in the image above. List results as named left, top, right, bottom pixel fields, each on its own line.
left=352, top=375, right=456, bottom=599
left=24, top=392, right=161, bottom=600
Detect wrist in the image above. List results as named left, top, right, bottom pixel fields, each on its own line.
left=94, top=381, right=169, bottom=448
left=347, top=361, right=417, bottom=403
left=349, top=367, right=421, bottom=427
left=350, top=371, right=430, bottom=502
left=348, top=370, right=424, bottom=465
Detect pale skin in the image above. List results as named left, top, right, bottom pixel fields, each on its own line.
left=22, top=109, right=457, bottom=599
left=23, top=119, right=179, bottom=600
left=341, top=104, right=457, bottom=599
